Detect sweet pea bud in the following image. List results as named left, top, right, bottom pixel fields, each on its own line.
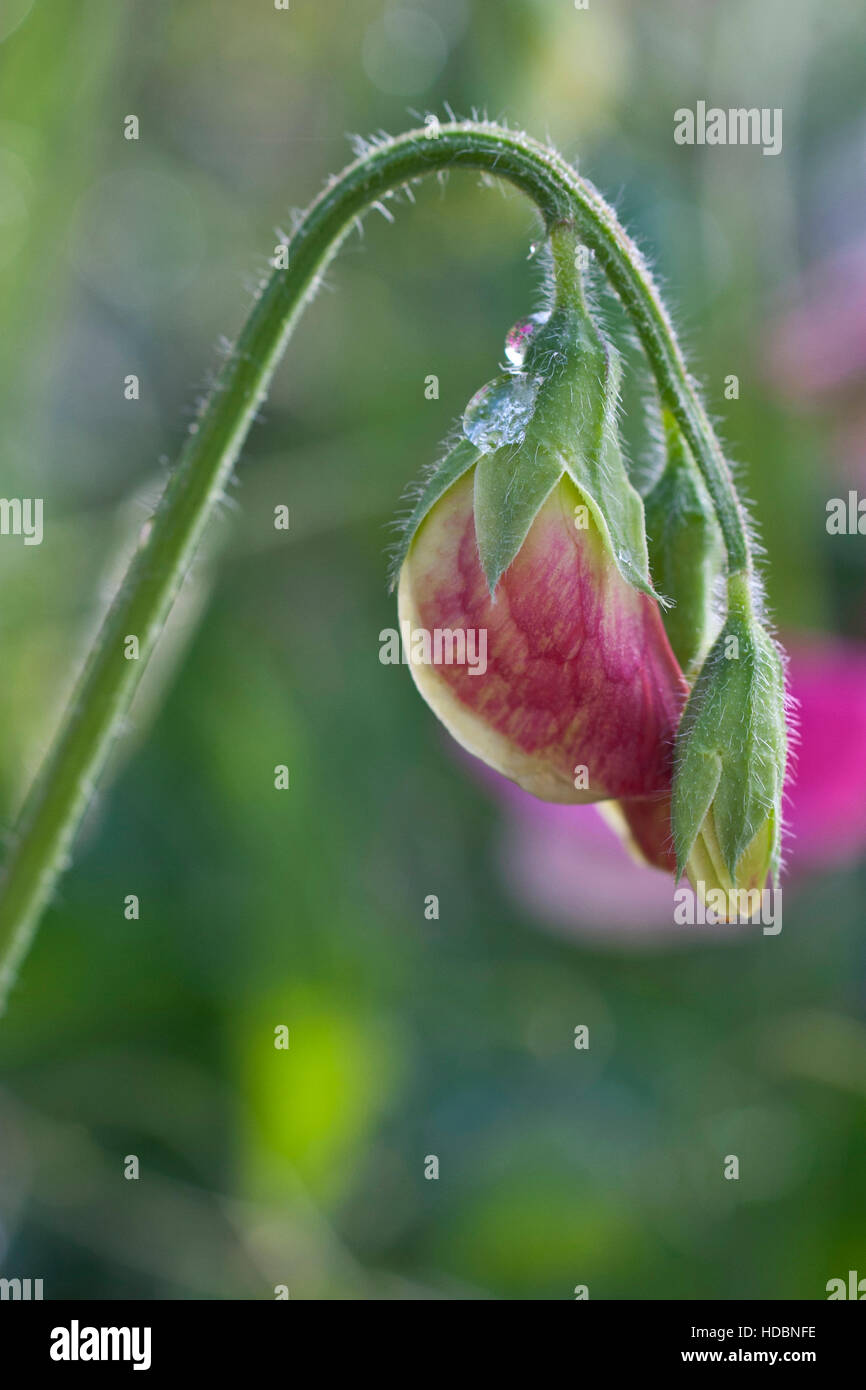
left=644, top=411, right=724, bottom=675
left=389, top=229, right=688, bottom=807
left=395, top=468, right=686, bottom=806
left=391, top=224, right=659, bottom=604
left=479, top=293, right=659, bottom=602
left=672, top=585, right=788, bottom=902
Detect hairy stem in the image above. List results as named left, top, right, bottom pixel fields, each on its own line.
left=0, top=120, right=752, bottom=1010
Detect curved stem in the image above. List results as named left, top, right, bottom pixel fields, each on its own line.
left=0, top=120, right=752, bottom=1010
left=549, top=220, right=589, bottom=310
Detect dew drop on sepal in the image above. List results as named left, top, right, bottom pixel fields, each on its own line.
left=504, top=311, right=550, bottom=368
left=463, top=373, right=540, bottom=452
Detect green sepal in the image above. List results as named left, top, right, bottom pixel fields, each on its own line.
left=644, top=412, right=724, bottom=673
left=473, top=440, right=563, bottom=594
left=388, top=435, right=480, bottom=591
left=521, top=304, right=659, bottom=601
left=391, top=292, right=659, bottom=603
left=672, top=611, right=787, bottom=881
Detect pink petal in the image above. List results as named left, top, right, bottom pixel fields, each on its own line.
left=402, top=472, right=688, bottom=803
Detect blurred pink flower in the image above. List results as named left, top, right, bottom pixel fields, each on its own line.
left=768, top=240, right=866, bottom=398
left=783, top=639, right=866, bottom=868
left=766, top=239, right=866, bottom=488
left=485, top=637, right=866, bottom=942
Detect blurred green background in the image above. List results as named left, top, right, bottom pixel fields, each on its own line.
left=1, top=0, right=865, bottom=1300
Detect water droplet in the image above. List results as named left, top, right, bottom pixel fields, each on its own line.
left=504, top=311, right=550, bottom=368
left=527, top=241, right=540, bottom=260
left=463, top=373, right=539, bottom=453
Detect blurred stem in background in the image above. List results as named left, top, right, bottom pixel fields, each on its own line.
left=0, top=121, right=754, bottom=1012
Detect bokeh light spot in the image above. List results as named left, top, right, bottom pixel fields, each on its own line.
left=68, top=167, right=204, bottom=312
left=362, top=5, right=448, bottom=96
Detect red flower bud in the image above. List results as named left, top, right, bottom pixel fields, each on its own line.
left=398, top=468, right=689, bottom=828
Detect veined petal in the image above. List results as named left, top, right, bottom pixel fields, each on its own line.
left=397, top=470, right=689, bottom=803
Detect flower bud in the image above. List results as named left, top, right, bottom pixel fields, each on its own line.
left=390, top=228, right=787, bottom=903
left=395, top=456, right=688, bottom=805
left=391, top=272, right=661, bottom=604
left=672, top=594, right=788, bottom=905
left=391, top=249, right=746, bottom=861
left=644, top=412, right=724, bottom=675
